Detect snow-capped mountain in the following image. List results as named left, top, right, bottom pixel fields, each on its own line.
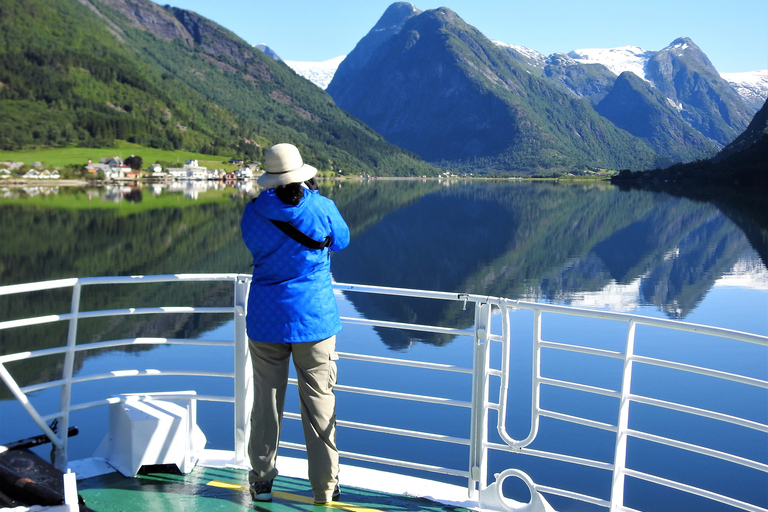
left=281, top=40, right=766, bottom=108
left=721, top=70, right=768, bottom=110
left=285, top=56, right=346, bottom=90
left=564, top=43, right=767, bottom=108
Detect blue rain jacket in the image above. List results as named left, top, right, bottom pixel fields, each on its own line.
left=241, top=188, right=350, bottom=343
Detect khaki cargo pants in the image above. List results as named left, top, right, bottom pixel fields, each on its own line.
left=247, top=336, right=339, bottom=503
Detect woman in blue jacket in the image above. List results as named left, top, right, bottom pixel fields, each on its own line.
left=241, top=143, right=350, bottom=504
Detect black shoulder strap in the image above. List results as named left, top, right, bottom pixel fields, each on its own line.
left=269, top=219, right=333, bottom=250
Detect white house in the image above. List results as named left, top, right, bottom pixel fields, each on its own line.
left=187, top=167, right=208, bottom=180
left=148, top=163, right=166, bottom=178
left=237, top=166, right=254, bottom=179
left=166, top=168, right=187, bottom=179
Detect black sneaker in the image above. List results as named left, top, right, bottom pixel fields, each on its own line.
left=250, top=480, right=273, bottom=501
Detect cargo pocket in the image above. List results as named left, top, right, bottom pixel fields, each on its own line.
left=327, top=351, right=339, bottom=390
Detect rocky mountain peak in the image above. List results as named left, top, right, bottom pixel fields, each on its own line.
left=327, top=1, right=421, bottom=96
left=374, top=2, right=422, bottom=30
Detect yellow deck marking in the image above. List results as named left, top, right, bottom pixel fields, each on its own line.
left=207, top=480, right=247, bottom=490
left=207, top=481, right=386, bottom=512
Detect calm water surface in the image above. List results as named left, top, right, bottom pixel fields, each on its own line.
left=1, top=179, right=766, bottom=511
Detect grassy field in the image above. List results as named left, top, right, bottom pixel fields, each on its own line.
left=0, top=140, right=242, bottom=171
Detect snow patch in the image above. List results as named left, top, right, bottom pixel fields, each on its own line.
left=285, top=55, right=346, bottom=89
left=567, top=45, right=654, bottom=82
left=492, top=40, right=546, bottom=67
left=666, top=97, right=683, bottom=111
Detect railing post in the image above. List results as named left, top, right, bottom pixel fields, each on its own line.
left=468, top=301, right=492, bottom=498
left=54, top=281, right=82, bottom=470
left=610, top=319, right=636, bottom=511
left=233, top=276, right=252, bottom=465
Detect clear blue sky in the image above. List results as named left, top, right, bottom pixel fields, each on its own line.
left=164, top=0, right=767, bottom=73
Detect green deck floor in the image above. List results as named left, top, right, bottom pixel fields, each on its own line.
left=77, top=466, right=474, bottom=512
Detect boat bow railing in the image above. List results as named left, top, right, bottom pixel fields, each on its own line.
left=1, top=275, right=766, bottom=512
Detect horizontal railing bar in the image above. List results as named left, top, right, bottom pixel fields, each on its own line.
left=75, top=306, right=234, bottom=320
left=623, top=468, right=767, bottom=512
left=0, top=313, right=74, bottom=331
left=23, top=370, right=234, bottom=395
left=0, top=308, right=233, bottom=332
left=632, top=355, right=768, bottom=389
left=499, top=298, right=768, bottom=347
left=628, top=429, right=768, bottom=473
left=79, top=338, right=235, bottom=351
left=72, top=369, right=234, bottom=383
left=0, top=274, right=241, bottom=298
left=43, top=397, right=123, bottom=419
left=535, top=484, right=611, bottom=509
left=539, top=376, right=621, bottom=398
left=317, top=380, right=472, bottom=408
left=336, top=352, right=473, bottom=374
left=0, top=338, right=234, bottom=364
left=283, top=412, right=471, bottom=446
left=334, top=283, right=469, bottom=302
left=335, top=386, right=471, bottom=408
left=40, top=394, right=235, bottom=422
left=0, top=278, right=80, bottom=296
left=539, top=409, right=618, bottom=432
left=340, top=316, right=472, bottom=337
left=539, top=340, right=625, bottom=359
left=486, top=442, right=614, bottom=472
left=76, top=273, right=241, bottom=284
left=629, top=394, right=768, bottom=433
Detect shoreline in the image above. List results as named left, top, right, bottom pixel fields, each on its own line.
left=1, top=175, right=606, bottom=189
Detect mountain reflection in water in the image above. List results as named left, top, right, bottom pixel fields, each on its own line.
left=0, top=180, right=765, bottom=353
left=330, top=181, right=766, bottom=349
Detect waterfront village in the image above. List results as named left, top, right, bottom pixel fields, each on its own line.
left=0, top=156, right=259, bottom=182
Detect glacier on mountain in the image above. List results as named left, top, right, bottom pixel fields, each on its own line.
left=567, top=45, right=654, bottom=82
left=285, top=56, right=346, bottom=90
left=721, top=70, right=768, bottom=107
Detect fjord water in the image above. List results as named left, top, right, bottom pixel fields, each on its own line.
left=0, top=180, right=766, bottom=511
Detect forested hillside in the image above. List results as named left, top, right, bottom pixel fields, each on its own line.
left=0, top=0, right=435, bottom=176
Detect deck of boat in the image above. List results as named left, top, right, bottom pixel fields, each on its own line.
left=77, top=465, right=474, bottom=512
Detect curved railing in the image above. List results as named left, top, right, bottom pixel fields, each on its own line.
left=0, top=275, right=766, bottom=512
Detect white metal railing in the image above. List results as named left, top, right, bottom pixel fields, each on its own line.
left=0, top=275, right=766, bottom=512
left=0, top=274, right=252, bottom=467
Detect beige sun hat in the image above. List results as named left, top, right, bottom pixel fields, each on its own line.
left=257, top=143, right=317, bottom=189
